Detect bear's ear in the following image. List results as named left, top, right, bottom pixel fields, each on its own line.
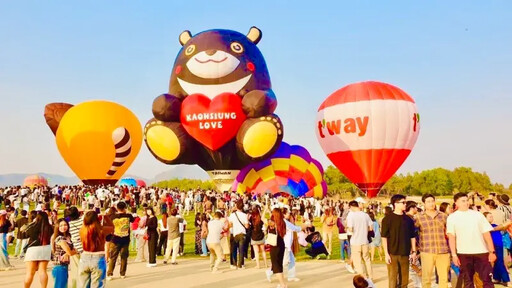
left=246, top=26, right=262, bottom=44
left=179, top=30, right=192, bottom=46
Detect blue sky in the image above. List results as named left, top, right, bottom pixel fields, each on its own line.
left=0, top=1, right=511, bottom=186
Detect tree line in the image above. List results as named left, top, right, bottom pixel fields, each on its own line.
left=152, top=166, right=511, bottom=198
left=324, top=165, right=511, bottom=197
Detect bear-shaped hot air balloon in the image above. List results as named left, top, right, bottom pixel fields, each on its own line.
left=144, top=27, right=284, bottom=191
left=44, top=101, right=142, bottom=186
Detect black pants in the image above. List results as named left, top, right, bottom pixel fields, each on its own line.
left=458, top=253, right=493, bottom=288
left=148, top=232, right=158, bottom=264
left=243, top=230, right=252, bottom=259
left=231, top=234, right=245, bottom=268
left=108, top=243, right=129, bottom=276
left=179, top=233, right=184, bottom=254
left=157, top=231, right=168, bottom=256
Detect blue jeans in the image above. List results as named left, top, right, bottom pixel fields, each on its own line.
left=201, top=238, right=208, bottom=255
left=52, top=265, right=68, bottom=288
left=78, top=253, right=106, bottom=288
left=340, top=239, right=351, bottom=260
left=0, top=233, right=11, bottom=268
left=284, top=248, right=296, bottom=279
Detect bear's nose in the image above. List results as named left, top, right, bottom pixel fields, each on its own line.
left=205, top=49, right=217, bottom=56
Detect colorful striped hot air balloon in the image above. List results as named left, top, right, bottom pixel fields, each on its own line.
left=316, top=81, right=420, bottom=198
left=232, top=142, right=327, bottom=198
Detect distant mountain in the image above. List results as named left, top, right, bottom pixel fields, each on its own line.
left=0, top=165, right=209, bottom=187
left=0, top=173, right=79, bottom=186
left=151, top=165, right=209, bottom=184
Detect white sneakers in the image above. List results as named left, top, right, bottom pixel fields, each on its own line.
left=146, top=263, right=157, bottom=268
left=288, top=277, right=300, bottom=282
left=345, top=263, right=356, bottom=274
left=265, top=269, right=272, bottom=282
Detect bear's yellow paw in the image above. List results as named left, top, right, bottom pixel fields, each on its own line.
left=144, top=119, right=185, bottom=163
left=237, top=115, right=283, bottom=159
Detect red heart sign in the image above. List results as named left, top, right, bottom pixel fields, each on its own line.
left=181, top=93, right=246, bottom=151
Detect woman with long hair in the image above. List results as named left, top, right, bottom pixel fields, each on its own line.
left=439, top=202, right=453, bottom=215
left=145, top=207, right=158, bottom=267
left=368, top=212, right=383, bottom=261
left=157, top=212, right=168, bottom=256
left=23, top=211, right=54, bottom=288
left=0, top=210, right=13, bottom=271
left=320, top=207, right=337, bottom=258
left=194, top=213, right=202, bottom=255
left=200, top=213, right=209, bottom=257
left=265, top=208, right=287, bottom=288
left=103, top=206, right=116, bottom=263
left=251, top=206, right=267, bottom=269
left=79, top=211, right=106, bottom=288
left=51, top=218, right=77, bottom=288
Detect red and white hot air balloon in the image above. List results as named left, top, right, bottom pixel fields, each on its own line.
left=316, top=81, right=420, bottom=198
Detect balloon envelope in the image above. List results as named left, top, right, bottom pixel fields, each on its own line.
left=316, top=81, right=420, bottom=198
left=136, top=179, right=147, bottom=187
left=233, top=142, right=327, bottom=198
left=23, top=175, right=48, bottom=188
left=118, top=178, right=137, bottom=187
left=52, top=101, right=142, bottom=186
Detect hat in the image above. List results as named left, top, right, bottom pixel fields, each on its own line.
left=355, top=197, right=366, bottom=204
left=0, top=210, right=6, bottom=216
left=497, top=194, right=510, bottom=205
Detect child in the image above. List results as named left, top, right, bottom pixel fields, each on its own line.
left=484, top=212, right=512, bottom=286
left=305, top=226, right=329, bottom=259
left=353, top=274, right=376, bottom=288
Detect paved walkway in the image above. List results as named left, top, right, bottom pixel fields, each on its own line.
left=1, top=257, right=403, bottom=288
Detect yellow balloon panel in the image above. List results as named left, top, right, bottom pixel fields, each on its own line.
left=243, top=169, right=261, bottom=188
left=313, top=185, right=323, bottom=198
left=258, top=165, right=275, bottom=182
left=290, top=155, right=309, bottom=172
left=271, top=158, right=289, bottom=172
left=56, top=101, right=142, bottom=182
left=236, top=183, right=247, bottom=194
left=307, top=163, right=323, bottom=183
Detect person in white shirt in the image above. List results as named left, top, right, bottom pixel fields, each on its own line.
left=206, top=211, right=225, bottom=273
left=447, top=192, right=496, bottom=287
left=228, top=201, right=249, bottom=269
left=282, top=208, right=302, bottom=282
left=346, top=200, right=373, bottom=280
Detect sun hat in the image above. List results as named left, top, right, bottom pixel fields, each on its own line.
left=497, top=194, right=510, bottom=205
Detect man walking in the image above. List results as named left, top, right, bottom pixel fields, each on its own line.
left=13, top=210, right=28, bottom=258
left=447, top=192, right=496, bottom=288
left=228, top=200, right=248, bottom=269
left=346, top=200, right=373, bottom=280
left=415, top=194, right=450, bottom=288
left=381, top=194, right=417, bottom=288
left=107, top=201, right=134, bottom=280
left=164, top=208, right=182, bottom=265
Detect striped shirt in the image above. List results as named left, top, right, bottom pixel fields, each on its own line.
left=69, top=217, right=83, bottom=253
left=498, top=205, right=512, bottom=221
left=415, top=211, right=449, bottom=254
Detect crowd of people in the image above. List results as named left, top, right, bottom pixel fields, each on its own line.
left=0, top=185, right=511, bottom=288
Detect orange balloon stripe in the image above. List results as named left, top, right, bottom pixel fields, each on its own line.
left=327, top=148, right=412, bottom=190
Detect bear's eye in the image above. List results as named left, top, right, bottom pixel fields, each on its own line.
left=185, top=45, right=196, bottom=56
left=230, top=42, right=244, bottom=54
